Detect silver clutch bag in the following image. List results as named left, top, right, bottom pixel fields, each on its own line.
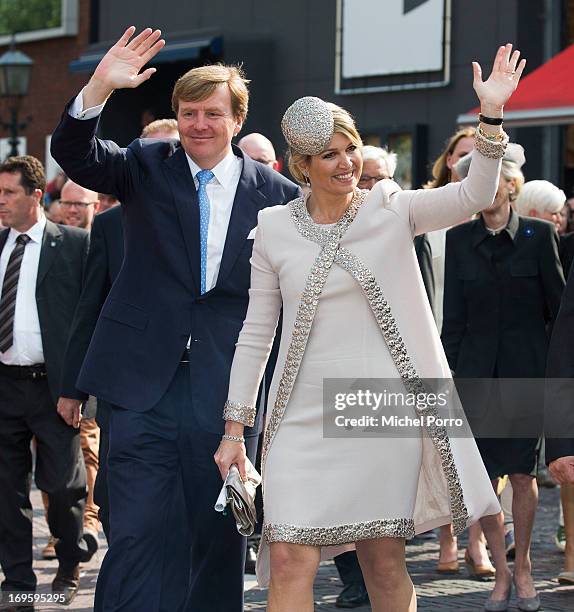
left=224, top=462, right=261, bottom=536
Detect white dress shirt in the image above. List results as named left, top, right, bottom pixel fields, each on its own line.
left=0, top=215, right=46, bottom=365
left=69, top=90, right=243, bottom=291
left=185, top=152, right=242, bottom=290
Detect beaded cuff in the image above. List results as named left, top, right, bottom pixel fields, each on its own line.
left=474, top=127, right=509, bottom=159
left=223, top=400, right=256, bottom=427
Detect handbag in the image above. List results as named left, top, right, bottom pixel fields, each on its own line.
left=215, top=460, right=261, bottom=536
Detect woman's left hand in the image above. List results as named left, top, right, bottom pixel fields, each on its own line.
left=472, top=43, right=526, bottom=114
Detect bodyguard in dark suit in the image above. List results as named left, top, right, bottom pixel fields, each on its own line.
left=51, top=28, right=300, bottom=612
left=59, top=204, right=124, bottom=538
left=0, top=156, right=89, bottom=609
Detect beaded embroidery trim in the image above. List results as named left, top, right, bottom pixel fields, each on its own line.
left=334, top=248, right=469, bottom=535
left=264, top=518, right=415, bottom=546
left=260, top=190, right=366, bottom=464
left=223, top=400, right=256, bottom=427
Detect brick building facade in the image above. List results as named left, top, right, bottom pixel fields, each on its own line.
left=0, top=0, right=91, bottom=176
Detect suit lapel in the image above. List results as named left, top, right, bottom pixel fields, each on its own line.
left=37, top=220, right=63, bottom=288
left=216, top=150, right=268, bottom=286
left=0, top=228, right=8, bottom=255
left=164, top=146, right=201, bottom=294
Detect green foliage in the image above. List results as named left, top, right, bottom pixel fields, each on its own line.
left=0, top=0, right=62, bottom=37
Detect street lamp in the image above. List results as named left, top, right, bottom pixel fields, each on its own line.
left=0, top=37, right=33, bottom=157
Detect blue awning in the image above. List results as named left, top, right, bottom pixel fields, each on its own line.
left=69, top=35, right=222, bottom=73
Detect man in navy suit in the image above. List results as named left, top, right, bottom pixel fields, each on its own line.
left=51, top=27, right=299, bottom=612
left=57, top=121, right=191, bottom=612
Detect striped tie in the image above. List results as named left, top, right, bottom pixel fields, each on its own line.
left=0, top=234, right=31, bottom=353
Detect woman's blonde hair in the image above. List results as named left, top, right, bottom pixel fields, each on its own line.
left=171, top=64, right=250, bottom=121
left=501, top=160, right=525, bottom=202
left=287, top=103, right=363, bottom=185
left=424, top=126, right=475, bottom=189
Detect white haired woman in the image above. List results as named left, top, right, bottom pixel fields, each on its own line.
left=358, top=145, right=398, bottom=188
left=516, top=179, right=565, bottom=233
left=215, top=45, right=525, bottom=612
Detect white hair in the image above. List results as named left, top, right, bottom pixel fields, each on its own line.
left=361, top=145, right=398, bottom=179
left=516, top=180, right=566, bottom=216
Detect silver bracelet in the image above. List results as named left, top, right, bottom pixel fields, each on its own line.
left=222, top=433, right=245, bottom=443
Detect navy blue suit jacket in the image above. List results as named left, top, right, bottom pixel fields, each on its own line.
left=51, top=107, right=300, bottom=435
left=61, top=205, right=124, bottom=404
left=60, top=205, right=124, bottom=426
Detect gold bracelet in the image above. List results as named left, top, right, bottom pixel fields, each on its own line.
left=477, top=124, right=505, bottom=143
left=474, top=127, right=508, bottom=159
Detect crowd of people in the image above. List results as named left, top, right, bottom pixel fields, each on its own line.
left=0, top=26, right=574, bottom=612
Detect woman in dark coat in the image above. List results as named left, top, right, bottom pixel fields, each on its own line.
left=442, top=145, right=564, bottom=611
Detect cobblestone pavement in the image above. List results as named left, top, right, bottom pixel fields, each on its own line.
left=2, top=487, right=572, bottom=610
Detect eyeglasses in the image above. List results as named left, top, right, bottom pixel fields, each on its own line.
left=59, top=200, right=98, bottom=208
left=358, top=174, right=390, bottom=186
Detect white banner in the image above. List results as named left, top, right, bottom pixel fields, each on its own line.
left=342, top=0, right=446, bottom=78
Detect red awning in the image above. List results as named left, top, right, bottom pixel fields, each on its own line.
left=457, top=43, right=574, bottom=127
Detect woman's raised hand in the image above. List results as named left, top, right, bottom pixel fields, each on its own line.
left=472, top=44, right=526, bottom=116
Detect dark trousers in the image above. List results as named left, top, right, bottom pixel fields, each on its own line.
left=94, top=400, right=111, bottom=540
left=0, top=373, right=87, bottom=592
left=94, top=400, right=192, bottom=612
left=334, top=551, right=365, bottom=587
left=94, top=363, right=257, bottom=612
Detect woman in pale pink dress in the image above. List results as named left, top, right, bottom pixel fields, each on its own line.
left=216, top=45, right=526, bottom=612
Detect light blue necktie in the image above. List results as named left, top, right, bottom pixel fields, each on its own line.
left=196, top=169, right=214, bottom=294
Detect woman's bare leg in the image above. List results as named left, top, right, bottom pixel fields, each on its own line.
left=267, top=542, right=321, bottom=612
left=466, top=521, right=492, bottom=566
left=356, top=537, right=416, bottom=612
left=438, top=524, right=457, bottom=564
left=509, top=473, right=538, bottom=599
left=562, top=484, right=574, bottom=573
left=479, top=477, right=512, bottom=602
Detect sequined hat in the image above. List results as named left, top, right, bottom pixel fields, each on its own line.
left=281, top=96, right=334, bottom=155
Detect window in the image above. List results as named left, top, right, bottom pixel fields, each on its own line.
left=336, top=0, right=451, bottom=94
left=362, top=125, right=428, bottom=189
left=0, top=0, right=78, bottom=44
left=0, top=136, right=26, bottom=159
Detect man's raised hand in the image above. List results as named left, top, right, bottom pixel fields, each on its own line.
left=84, top=26, right=165, bottom=108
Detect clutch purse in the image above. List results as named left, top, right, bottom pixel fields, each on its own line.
left=215, top=460, right=261, bottom=536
